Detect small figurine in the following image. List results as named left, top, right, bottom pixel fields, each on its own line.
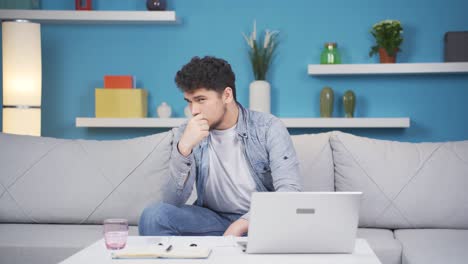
left=157, top=102, right=172, bottom=118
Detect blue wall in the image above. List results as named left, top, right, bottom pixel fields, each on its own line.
left=1, top=0, right=467, bottom=142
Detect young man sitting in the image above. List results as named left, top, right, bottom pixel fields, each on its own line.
left=139, top=56, right=302, bottom=237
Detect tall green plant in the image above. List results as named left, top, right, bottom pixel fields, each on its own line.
left=242, top=21, right=279, bottom=81
left=369, top=20, right=403, bottom=57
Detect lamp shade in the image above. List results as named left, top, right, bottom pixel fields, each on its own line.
left=2, top=21, right=42, bottom=136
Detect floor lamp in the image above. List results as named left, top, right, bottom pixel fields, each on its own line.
left=2, top=20, right=42, bottom=136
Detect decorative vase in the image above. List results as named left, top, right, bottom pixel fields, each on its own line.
left=146, top=0, right=167, bottom=11
left=343, top=90, right=356, bottom=118
left=320, top=42, right=341, bottom=64
left=379, top=48, right=397, bottom=63
left=320, top=87, right=334, bottom=117
left=249, top=80, right=271, bottom=113
left=75, top=0, right=92, bottom=10
left=157, top=102, right=172, bottom=118
left=184, top=105, right=192, bottom=118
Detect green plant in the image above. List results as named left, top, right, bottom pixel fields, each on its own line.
left=242, top=21, right=279, bottom=80
left=369, top=20, right=403, bottom=57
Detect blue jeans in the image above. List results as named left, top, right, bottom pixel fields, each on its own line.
left=138, top=202, right=242, bottom=236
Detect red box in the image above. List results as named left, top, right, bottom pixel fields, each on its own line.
left=104, top=75, right=134, bottom=89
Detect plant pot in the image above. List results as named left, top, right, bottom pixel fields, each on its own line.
left=379, top=48, right=397, bottom=63
left=249, top=80, right=271, bottom=113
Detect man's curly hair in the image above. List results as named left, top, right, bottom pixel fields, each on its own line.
left=175, top=56, right=236, bottom=100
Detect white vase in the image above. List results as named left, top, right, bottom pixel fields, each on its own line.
left=157, top=102, right=172, bottom=118
left=184, top=105, right=192, bottom=118
left=249, top=80, right=271, bottom=113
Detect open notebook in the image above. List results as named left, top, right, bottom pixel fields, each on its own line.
left=111, top=247, right=212, bottom=259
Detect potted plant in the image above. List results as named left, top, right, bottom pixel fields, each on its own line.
left=242, top=21, right=279, bottom=113
left=369, top=20, right=403, bottom=63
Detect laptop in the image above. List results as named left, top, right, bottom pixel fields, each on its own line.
left=243, top=192, right=362, bottom=254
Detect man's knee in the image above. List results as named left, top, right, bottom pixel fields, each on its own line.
left=138, top=202, right=176, bottom=236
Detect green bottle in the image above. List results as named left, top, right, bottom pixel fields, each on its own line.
left=320, top=87, right=334, bottom=117
left=320, top=42, right=341, bottom=64
left=343, top=90, right=356, bottom=118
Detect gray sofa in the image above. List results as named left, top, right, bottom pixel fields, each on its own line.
left=0, top=130, right=467, bottom=264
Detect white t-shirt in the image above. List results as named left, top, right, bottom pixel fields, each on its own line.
left=203, top=124, right=257, bottom=214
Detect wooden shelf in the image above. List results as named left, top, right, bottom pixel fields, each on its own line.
left=76, top=117, right=410, bottom=128
left=307, top=62, right=468, bottom=76
left=0, top=10, right=178, bottom=24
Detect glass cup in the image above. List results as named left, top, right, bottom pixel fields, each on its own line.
left=103, top=219, right=128, bottom=250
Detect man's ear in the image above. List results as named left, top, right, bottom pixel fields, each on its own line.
left=223, top=87, right=234, bottom=103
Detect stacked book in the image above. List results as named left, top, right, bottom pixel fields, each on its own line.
left=95, top=75, right=148, bottom=118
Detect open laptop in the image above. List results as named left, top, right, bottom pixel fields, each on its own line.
left=242, top=192, right=362, bottom=254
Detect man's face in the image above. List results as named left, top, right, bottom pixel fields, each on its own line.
left=184, top=88, right=228, bottom=129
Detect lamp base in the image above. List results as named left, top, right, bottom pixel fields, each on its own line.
left=3, top=107, right=41, bottom=136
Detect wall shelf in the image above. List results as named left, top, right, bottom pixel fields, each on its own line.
left=307, top=62, right=468, bottom=76
left=280, top=118, right=410, bottom=128
left=76, top=118, right=186, bottom=128
left=0, top=10, right=178, bottom=24
left=76, top=117, right=410, bottom=128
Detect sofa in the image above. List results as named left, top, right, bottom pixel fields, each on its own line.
left=0, top=130, right=467, bottom=264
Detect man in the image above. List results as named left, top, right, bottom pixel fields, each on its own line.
left=139, top=56, right=301, bottom=237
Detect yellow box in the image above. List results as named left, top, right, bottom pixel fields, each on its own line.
left=95, top=88, right=148, bottom=118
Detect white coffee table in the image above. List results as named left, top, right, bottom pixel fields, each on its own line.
left=60, top=236, right=382, bottom=264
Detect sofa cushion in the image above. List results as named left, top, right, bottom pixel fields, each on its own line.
left=394, top=229, right=468, bottom=264
left=358, top=228, right=402, bottom=264
left=291, top=133, right=334, bottom=191
left=0, top=223, right=138, bottom=264
left=0, top=132, right=173, bottom=225
left=330, top=131, right=468, bottom=229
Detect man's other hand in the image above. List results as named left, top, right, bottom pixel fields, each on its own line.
left=223, top=218, right=249, bottom=237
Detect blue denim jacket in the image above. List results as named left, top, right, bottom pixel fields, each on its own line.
left=168, top=103, right=302, bottom=219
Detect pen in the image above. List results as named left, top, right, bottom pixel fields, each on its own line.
left=165, top=244, right=173, bottom=252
